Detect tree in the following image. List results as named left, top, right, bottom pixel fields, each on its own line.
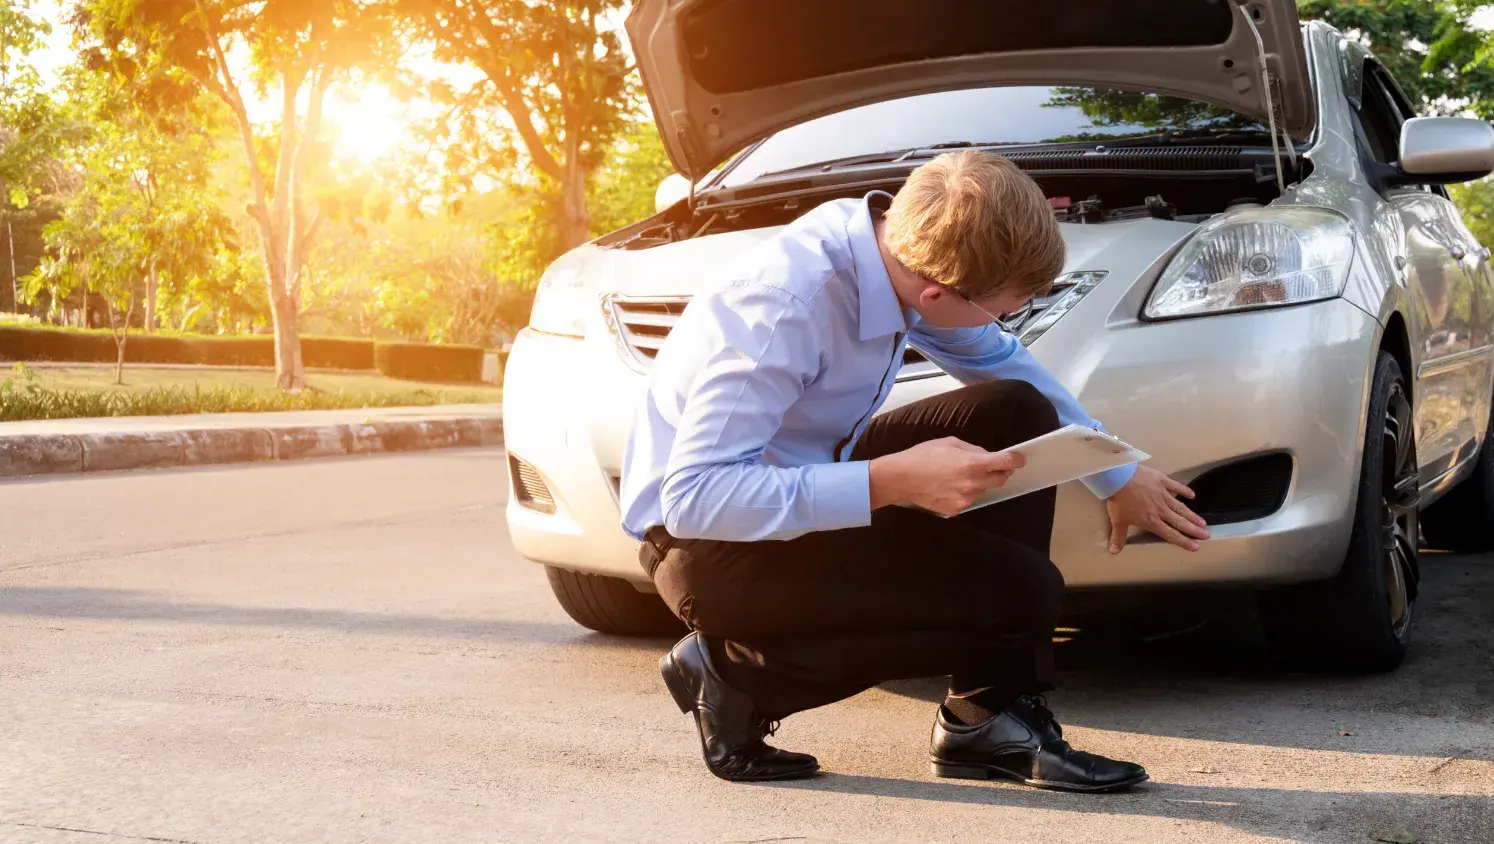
left=0, top=0, right=72, bottom=313
left=25, top=71, right=235, bottom=384
left=72, top=0, right=395, bottom=390
left=1298, top=0, right=1494, bottom=118
left=398, top=0, right=632, bottom=255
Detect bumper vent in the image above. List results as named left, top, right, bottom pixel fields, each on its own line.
left=509, top=454, right=556, bottom=514
left=1187, top=453, right=1293, bottom=525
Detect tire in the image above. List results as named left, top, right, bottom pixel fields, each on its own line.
left=1258, top=352, right=1419, bottom=672
left=545, top=566, right=686, bottom=637
left=1419, top=403, right=1494, bottom=552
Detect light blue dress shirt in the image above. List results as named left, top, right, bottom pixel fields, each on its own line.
left=619, top=191, right=1136, bottom=543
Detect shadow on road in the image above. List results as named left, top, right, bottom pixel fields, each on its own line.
left=763, top=773, right=1493, bottom=844
left=4, top=555, right=1489, bottom=767
left=878, top=552, right=1494, bottom=762
left=0, top=585, right=675, bottom=653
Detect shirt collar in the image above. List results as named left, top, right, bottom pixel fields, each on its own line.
left=847, top=190, right=908, bottom=341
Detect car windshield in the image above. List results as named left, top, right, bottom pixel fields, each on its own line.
left=718, top=86, right=1268, bottom=188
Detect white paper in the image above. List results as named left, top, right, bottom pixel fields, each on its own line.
left=912, top=424, right=1150, bottom=516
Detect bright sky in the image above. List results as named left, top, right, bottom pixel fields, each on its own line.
left=25, top=0, right=481, bottom=167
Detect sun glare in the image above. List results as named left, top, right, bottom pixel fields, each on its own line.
left=325, top=84, right=409, bottom=165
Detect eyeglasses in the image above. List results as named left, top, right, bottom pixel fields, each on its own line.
left=952, top=288, right=1031, bottom=334
left=892, top=253, right=1030, bottom=332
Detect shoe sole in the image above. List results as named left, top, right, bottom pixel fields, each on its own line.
left=660, top=652, right=820, bottom=783
left=931, top=759, right=1149, bottom=793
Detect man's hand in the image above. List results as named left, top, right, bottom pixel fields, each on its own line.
left=869, top=437, right=1025, bottom=516
left=1106, top=465, right=1210, bottom=554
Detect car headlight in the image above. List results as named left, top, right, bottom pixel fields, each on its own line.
left=528, top=261, right=595, bottom=338
left=1144, top=207, right=1355, bottom=319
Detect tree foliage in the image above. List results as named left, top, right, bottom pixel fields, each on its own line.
left=398, top=0, right=633, bottom=258
left=588, top=118, right=674, bottom=237
left=25, top=67, right=236, bottom=382
left=0, top=1, right=74, bottom=311
left=1299, top=0, right=1494, bottom=118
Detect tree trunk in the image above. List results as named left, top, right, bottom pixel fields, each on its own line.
left=559, top=135, right=590, bottom=250
left=178, top=302, right=202, bottom=333
left=270, top=289, right=305, bottom=392
left=199, top=32, right=312, bottom=393
left=6, top=217, right=16, bottom=313
left=106, top=292, right=134, bottom=386
left=145, top=269, right=157, bottom=333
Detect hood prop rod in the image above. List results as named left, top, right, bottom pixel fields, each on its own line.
left=1236, top=1, right=1293, bottom=193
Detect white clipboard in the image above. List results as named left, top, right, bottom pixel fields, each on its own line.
left=920, top=424, right=1149, bottom=516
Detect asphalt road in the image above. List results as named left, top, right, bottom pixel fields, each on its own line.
left=1, top=450, right=1491, bottom=844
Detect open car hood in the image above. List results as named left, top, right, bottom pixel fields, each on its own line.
left=627, top=0, right=1314, bottom=179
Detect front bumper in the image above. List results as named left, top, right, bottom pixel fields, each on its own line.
left=503, top=298, right=1379, bottom=589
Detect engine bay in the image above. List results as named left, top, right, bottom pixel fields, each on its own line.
left=599, top=164, right=1289, bottom=252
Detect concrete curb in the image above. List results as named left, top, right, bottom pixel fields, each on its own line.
left=0, top=416, right=504, bottom=478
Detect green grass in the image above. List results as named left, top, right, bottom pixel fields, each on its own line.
left=0, top=364, right=502, bottom=422
left=32, top=365, right=502, bottom=399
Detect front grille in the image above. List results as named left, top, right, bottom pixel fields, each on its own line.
left=1013, top=271, right=1107, bottom=346
left=1187, top=453, right=1293, bottom=525
left=509, top=454, right=556, bottom=514
left=1006, top=274, right=1082, bottom=333
left=609, top=297, right=689, bottom=362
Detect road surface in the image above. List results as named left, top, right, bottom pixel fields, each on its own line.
left=1, top=450, right=1490, bottom=843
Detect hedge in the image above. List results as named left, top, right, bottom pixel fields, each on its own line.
left=0, top=326, right=487, bottom=382
left=375, top=341, right=485, bottom=383
left=0, top=326, right=375, bottom=370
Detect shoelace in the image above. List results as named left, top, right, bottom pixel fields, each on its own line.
left=1017, top=694, right=1062, bottom=738
left=758, top=717, right=781, bottom=738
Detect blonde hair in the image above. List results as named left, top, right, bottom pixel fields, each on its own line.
left=884, top=150, right=1064, bottom=300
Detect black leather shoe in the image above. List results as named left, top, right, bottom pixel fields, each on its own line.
left=660, top=633, right=819, bottom=782
left=930, top=695, right=1147, bottom=793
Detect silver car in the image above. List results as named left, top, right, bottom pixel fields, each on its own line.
left=502, top=1, right=1494, bottom=671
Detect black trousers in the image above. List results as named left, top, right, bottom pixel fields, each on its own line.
left=643, top=379, right=1065, bottom=720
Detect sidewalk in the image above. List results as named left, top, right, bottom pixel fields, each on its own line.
left=0, top=404, right=503, bottom=477
left=11, top=361, right=373, bottom=374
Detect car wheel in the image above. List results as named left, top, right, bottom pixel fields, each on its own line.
left=1418, top=404, right=1494, bottom=552
left=1258, top=352, right=1419, bottom=672
left=545, top=566, right=686, bottom=637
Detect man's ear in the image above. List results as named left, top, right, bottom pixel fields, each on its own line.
left=919, top=283, right=951, bottom=309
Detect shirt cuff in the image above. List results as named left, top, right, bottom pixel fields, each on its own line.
left=1082, top=462, right=1137, bottom=500
left=809, top=460, right=874, bottom=532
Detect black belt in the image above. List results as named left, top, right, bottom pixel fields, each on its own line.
left=639, top=525, right=676, bottom=579
left=644, top=525, right=675, bottom=556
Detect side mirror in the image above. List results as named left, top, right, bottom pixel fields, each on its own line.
left=1397, top=116, right=1494, bottom=184
left=655, top=173, right=691, bottom=214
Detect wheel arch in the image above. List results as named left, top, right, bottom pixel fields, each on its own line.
left=1379, top=310, right=1414, bottom=403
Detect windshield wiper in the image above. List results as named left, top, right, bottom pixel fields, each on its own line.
left=1114, top=126, right=1274, bottom=145
left=756, top=141, right=1023, bottom=179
